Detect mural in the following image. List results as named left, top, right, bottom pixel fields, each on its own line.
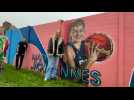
left=2, top=18, right=114, bottom=87
left=5, top=26, right=48, bottom=70
left=129, top=68, right=134, bottom=87
left=3, top=12, right=134, bottom=87
left=60, top=19, right=113, bottom=86
left=31, top=53, right=44, bottom=73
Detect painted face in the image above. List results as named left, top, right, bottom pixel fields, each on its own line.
left=70, top=25, right=84, bottom=43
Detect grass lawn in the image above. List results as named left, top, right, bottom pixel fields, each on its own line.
left=0, top=64, right=83, bottom=87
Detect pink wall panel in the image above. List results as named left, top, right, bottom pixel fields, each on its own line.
left=61, top=19, right=73, bottom=45
left=118, top=13, right=125, bottom=86
left=83, top=13, right=119, bottom=87
left=124, top=13, right=134, bottom=86
left=22, top=44, right=40, bottom=70
left=20, top=12, right=134, bottom=86
left=33, top=21, right=61, bottom=52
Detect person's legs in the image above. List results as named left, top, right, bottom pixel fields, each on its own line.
left=15, top=54, right=20, bottom=70
left=35, top=61, right=39, bottom=71
left=51, top=57, right=59, bottom=79
left=44, top=56, right=55, bottom=80
left=19, top=54, right=24, bottom=70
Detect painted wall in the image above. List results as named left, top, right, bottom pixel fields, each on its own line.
left=5, top=27, right=23, bottom=64
left=123, top=13, right=134, bottom=86
left=5, top=12, right=134, bottom=87
left=22, top=44, right=40, bottom=70
left=34, top=21, right=61, bottom=51
left=21, top=21, right=61, bottom=70
left=61, top=13, right=118, bottom=86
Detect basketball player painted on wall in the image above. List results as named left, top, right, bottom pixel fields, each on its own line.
left=63, top=19, right=113, bottom=86
left=64, top=19, right=91, bottom=84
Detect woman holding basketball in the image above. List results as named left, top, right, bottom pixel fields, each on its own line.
left=65, top=19, right=90, bottom=84
left=64, top=19, right=113, bottom=86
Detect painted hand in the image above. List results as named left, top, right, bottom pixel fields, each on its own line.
left=88, top=42, right=100, bottom=67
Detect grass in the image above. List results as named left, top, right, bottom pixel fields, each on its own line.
left=0, top=64, right=83, bottom=87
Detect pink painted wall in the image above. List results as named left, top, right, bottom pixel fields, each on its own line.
left=33, top=21, right=61, bottom=52
left=62, top=12, right=134, bottom=87
left=21, top=12, right=134, bottom=87
left=123, top=13, right=134, bottom=86
left=21, top=21, right=61, bottom=69
left=62, top=13, right=119, bottom=87
left=14, top=44, right=40, bottom=70
left=84, top=13, right=119, bottom=87
left=22, top=44, right=40, bottom=70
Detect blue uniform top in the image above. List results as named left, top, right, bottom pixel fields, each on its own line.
left=68, top=41, right=88, bottom=69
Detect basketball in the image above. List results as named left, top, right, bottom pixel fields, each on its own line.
left=86, top=33, right=113, bottom=61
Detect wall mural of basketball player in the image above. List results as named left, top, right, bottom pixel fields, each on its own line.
left=64, top=19, right=91, bottom=86
left=63, top=19, right=113, bottom=87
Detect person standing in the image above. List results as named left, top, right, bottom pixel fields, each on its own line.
left=15, top=38, right=28, bottom=70
left=45, top=30, right=64, bottom=80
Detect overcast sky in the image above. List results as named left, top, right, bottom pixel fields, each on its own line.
left=0, top=12, right=105, bottom=28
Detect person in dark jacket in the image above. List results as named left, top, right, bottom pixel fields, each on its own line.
left=15, top=38, right=28, bottom=70
left=45, top=30, right=64, bottom=80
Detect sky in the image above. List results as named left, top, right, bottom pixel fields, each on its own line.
left=0, top=12, right=105, bottom=28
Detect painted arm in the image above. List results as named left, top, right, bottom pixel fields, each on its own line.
left=57, top=38, right=65, bottom=57
left=56, top=37, right=62, bottom=54
left=65, top=46, right=76, bottom=69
